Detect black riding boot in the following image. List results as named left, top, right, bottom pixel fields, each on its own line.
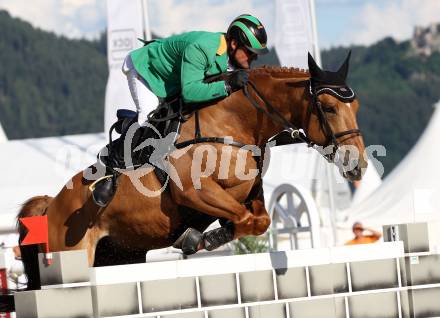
left=90, top=115, right=155, bottom=208
left=91, top=174, right=119, bottom=208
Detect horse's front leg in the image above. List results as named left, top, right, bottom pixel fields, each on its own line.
left=171, top=178, right=271, bottom=254
left=234, top=199, right=271, bottom=238
left=169, top=146, right=271, bottom=254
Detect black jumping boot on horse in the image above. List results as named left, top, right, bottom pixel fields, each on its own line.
left=173, top=222, right=235, bottom=255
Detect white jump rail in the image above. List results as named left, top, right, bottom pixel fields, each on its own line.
left=89, top=242, right=408, bottom=318
left=13, top=223, right=440, bottom=318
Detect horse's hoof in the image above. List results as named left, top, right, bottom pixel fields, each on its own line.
left=173, top=228, right=202, bottom=255
left=91, top=177, right=116, bottom=207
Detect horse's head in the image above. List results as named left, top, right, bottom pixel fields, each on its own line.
left=226, top=57, right=367, bottom=181
left=302, top=52, right=367, bottom=181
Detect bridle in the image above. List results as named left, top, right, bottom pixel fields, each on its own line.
left=306, top=82, right=361, bottom=161
left=243, top=78, right=361, bottom=163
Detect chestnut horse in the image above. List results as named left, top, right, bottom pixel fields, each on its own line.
left=16, top=53, right=367, bottom=291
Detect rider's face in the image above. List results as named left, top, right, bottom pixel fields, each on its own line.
left=230, top=39, right=257, bottom=69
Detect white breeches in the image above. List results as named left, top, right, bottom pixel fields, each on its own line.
left=122, top=55, right=160, bottom=125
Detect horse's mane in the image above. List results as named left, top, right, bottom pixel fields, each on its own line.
left=250, top=65, right=310, bottom=79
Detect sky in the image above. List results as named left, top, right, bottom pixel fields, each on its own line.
left=0, top=0, right=440, bottom=49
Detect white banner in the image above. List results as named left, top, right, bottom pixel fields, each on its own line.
left=274, top=0, right=320, bottom=69
left=104, top=0, right=151, bottom=133
left=271, top=0, right=351, bottom=232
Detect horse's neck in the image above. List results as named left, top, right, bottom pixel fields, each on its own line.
left=254, top=74, right=308, bottom=127
left=224, top=75, right=308, bottom=144
left=188, top=75, right=308, bottom=147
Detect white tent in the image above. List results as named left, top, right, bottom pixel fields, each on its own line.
left=0, top=133, right=106, bottom=233
left=340, top=102, right=440, bottom=245
left=351, top=158, right=382, bottom=206
left=0, top=122, right=7, bottom=143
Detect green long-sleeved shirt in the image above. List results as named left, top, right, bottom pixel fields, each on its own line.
left=130, top=31, right=229, bottom=103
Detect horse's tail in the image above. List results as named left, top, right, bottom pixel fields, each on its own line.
left=0, top=195, right=52, bottom=313
left=17, top=195, right=53, bottom=290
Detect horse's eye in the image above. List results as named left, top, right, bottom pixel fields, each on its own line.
left=323, top=106, right=336, bottom=114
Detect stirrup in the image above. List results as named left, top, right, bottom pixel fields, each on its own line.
left=89, top=175, right=117, bottom=207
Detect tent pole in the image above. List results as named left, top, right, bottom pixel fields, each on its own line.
left=310, top=0, right=338, bottom=244
left=141, top=0, right=152, bottom=41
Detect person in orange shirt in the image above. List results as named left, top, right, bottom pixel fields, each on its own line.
left=345, top=222, right=382, bottom=245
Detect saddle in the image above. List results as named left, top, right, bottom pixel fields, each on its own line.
left=101, top=97, right=187, bottom=187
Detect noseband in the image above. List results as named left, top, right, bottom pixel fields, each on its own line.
left=243, top=79, right=362, bottom=163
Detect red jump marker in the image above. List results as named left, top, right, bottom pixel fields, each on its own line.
left=19, top=215, right=52, bottom=266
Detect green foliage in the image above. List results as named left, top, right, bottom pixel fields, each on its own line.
left=0, top=10, right=107, bottom=139
left=233, top=236, right=269, bottom=255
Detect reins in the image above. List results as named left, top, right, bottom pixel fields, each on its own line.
left=172, top=75, right=362, bottom=164
left=243, top=81, right=310, bottom=144
left=243, top=77, right=361, bottom=163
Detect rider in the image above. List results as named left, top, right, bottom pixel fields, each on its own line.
left=125, top=13, right=268, bottom=126
left=92, top=14, right=268, bottom=206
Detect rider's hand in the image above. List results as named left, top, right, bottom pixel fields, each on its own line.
left=137, top=110, right=149, bottom=127
left=225, top=70, right=249, bottom=94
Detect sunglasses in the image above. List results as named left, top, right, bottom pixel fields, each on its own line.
left=242, top=46, right=257, bottom=59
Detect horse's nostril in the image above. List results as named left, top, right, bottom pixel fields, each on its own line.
left=345, top=165, right=362, bottom=181
left=354, top=166, right=363, bottom=179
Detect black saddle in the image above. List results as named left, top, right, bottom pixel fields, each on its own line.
left=113, top=109, right=137, bottom=134
left=100, top=98, right=187, bottom=187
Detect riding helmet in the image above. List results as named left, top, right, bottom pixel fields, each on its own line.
left=226, top=14, right=268, bottom=55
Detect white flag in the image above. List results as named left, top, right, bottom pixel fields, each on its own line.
left=104, top=0, right=151, bottom=133
left=274, top=0, right=320, bottom=68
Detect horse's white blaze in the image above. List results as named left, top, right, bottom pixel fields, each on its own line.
left=345, top=102, right=351, bottom=108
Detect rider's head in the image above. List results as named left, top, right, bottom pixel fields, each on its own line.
left=226, top=14, right=268, bottom=69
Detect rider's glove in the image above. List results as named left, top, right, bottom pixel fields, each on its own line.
left=137, top=110, right=149, bottom=127
left=225, top=70, right=249, bottom=94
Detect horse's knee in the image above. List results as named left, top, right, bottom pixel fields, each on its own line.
left=234, top=210, right=271, bottom=237
left=233, top=213, right=254, bottom=238
left=252, top=215, right=271, bottom=236
left=251, top=200, right=266, bottom=215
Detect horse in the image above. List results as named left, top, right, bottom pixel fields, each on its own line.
left=15, top=52, right=367, bottom=293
